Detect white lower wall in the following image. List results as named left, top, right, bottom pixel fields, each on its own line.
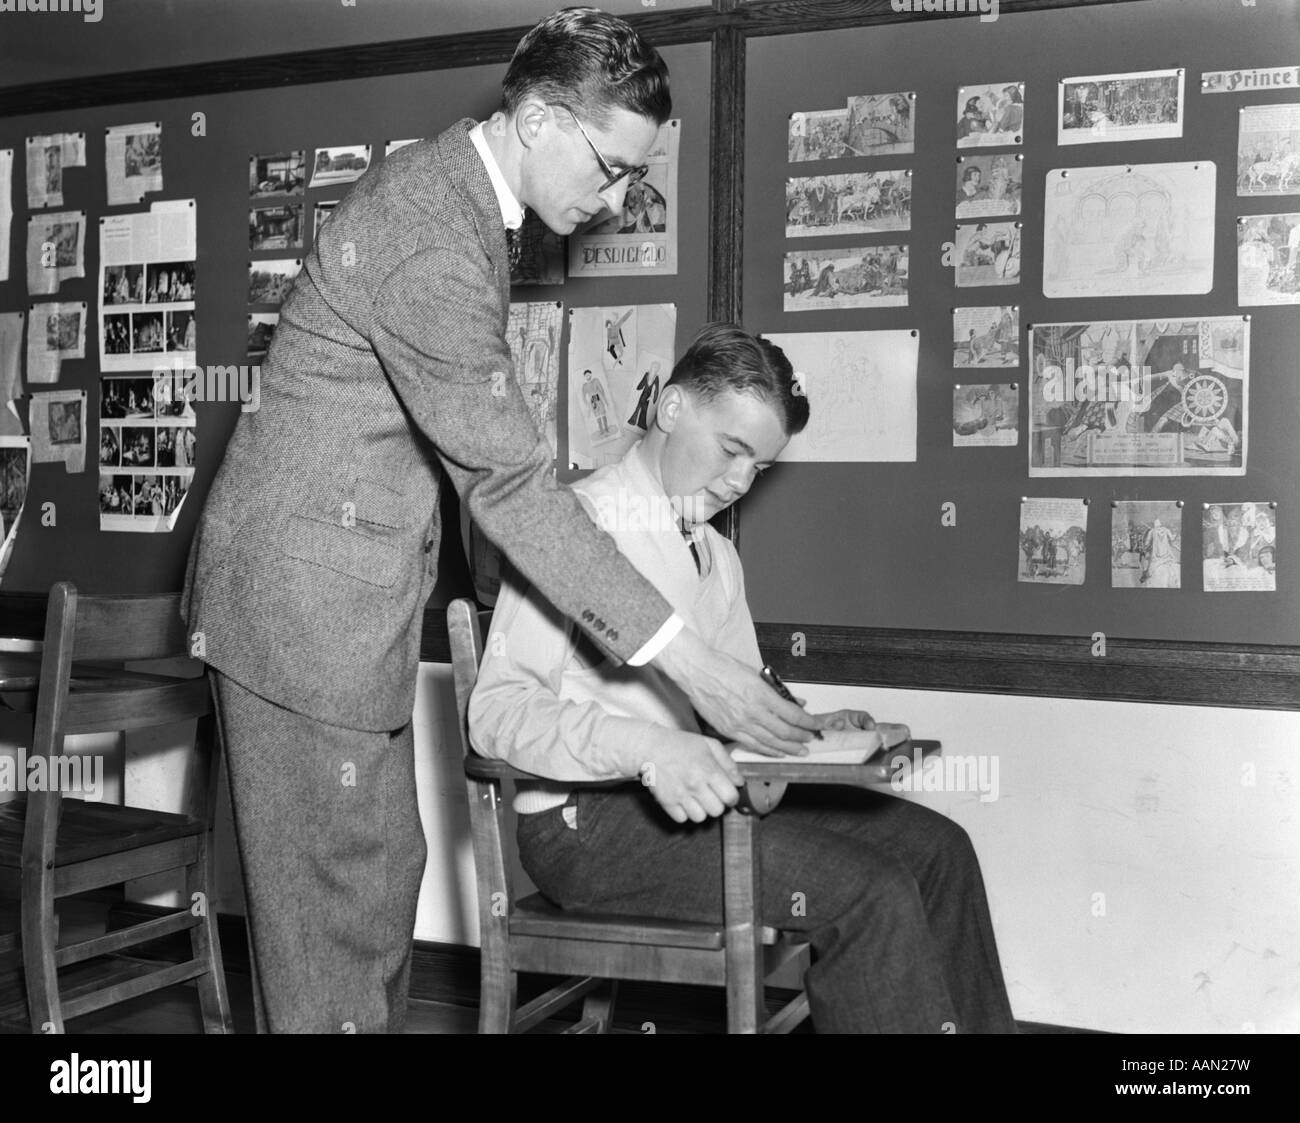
left=5, top=661, right=1297, bottom=1032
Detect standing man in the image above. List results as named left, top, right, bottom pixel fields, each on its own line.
left=183, top=7, right=817, bottom=1034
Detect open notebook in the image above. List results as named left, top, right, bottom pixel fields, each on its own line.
left=732, top=722, right=911, bottom=764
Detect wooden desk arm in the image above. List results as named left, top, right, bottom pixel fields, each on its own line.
left=737, top=739, right=941, bottom=814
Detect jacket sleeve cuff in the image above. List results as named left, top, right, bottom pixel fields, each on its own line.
left=625, top=613, right=684, bottom=667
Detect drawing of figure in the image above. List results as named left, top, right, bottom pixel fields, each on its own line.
left=957, top=96, right=988, bottom=139
left=958, top=165, right=988, bottom=206
left=994, top=86, right=1023, bottom=134
left=810, top=262, right=839, bottom=298
left=1142, top=518, right=1179, bottom=587
left=626, top=360, right=661, bottom=431
left=582, top=369, right=611, bottom=436
left=604, top=309, right=633, bottom=366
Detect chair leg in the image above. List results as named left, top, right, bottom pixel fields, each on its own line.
left=722, top=808, right=765, bottom=1034
left=21, top=880, right=61, bottom=1034
left=579, top=979, right=619, bottom=1033
left=478, top=963, right=518, bottom=1034
left=187, top=837, right=234, bottom=1033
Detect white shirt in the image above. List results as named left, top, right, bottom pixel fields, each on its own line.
left=469, top=440, right=762, bottom=814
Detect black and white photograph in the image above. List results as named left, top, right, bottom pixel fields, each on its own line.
left=132, top=311, right=165, bottom=353
left=1203, top=502, right=1276, bottom=592
left=121, top=425, right=156, bottom=467
left=1238, top=212, right=1300, bottom=304
left=46, top=308, right=82, bottom=352
left=954, top=222, right=1020, bottom=287
left=784, top=244, right=909, bottom=310
left=166, top=310, right=196, bottom=352
left=955, top=154, right=1022, bottom=219
left=101, top=376, right=157, bottom=419
left=156, top=425, right=196, bottom=468
left=26, top=210, right=85, bottom=294
left=845, top=92, right=914, bottom=156
left=1059, top=68, right=1184, bottom=146
left=102, top=312, right=132, bottom=356
left=248, top=259, right=302, bottom=305
left=1112, top=500, right=1182, bottom=588
left=785, top=170, right=911, bottom=237
left=249, top=203, right=302, bottom=251
left=309, top=144, right=372, bottom=188
left=98, top=472, right=134, bottom=515
left=106, top=121, right=164, bottom=205
left=1237, top=103, right=1300, bottom=196
left=787, top=107, right=849, bottom=161
left=952, top=305, right=1019, bottom=367
left=103, top=263, right=145, bottom=305
left=952, top=383, right=1019, bottom=447
left=313, top=200, right=338, bottom=241
left=0, top=440, right=28, bottom=534
left=249, top=150, right=306, bottom=198
left=47, top=397, right=82, bottom=446
left=146, top=260, right=195, bottom=303
left=247, top=312, right=278, bottom=359
left=956, top=82, right=1025, bottom=147
left=98, top=424, right=120, bottom=468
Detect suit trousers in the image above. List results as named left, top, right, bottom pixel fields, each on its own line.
left=517, top=783, right=1016, bottom=1033
left=212, top=673, right=428, bottom=1033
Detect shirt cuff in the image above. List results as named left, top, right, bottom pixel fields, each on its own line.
left=626, top=613, right=684, bottom=667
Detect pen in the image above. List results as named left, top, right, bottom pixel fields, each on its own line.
left=760, top=664, right=824, bottom=740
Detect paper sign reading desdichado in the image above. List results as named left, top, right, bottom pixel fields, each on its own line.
left=732, top=722, right=911, bottom=764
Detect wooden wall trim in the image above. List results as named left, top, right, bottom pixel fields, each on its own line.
left=418, top=606, right=1300, bottom=710
left=0, top=0, right=1155, bottom=117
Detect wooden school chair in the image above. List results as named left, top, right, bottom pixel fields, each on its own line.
left=447, top=598, right=939, bottom=1034
left=0, top=582, right=232, bottom=1033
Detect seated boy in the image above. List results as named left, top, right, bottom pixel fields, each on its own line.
left=469, top=323, right=1015, bottom=1033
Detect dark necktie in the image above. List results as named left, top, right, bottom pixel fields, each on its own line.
left=505, top=226, right=522, bottom=270
left=680, top=524, right=702, bottom=575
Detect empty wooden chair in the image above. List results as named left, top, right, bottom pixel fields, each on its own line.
left=446, top=597, right=939, bottom=1034
left=0, top=582, right=232, bottom=1033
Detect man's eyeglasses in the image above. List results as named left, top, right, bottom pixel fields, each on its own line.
left=557, top=105, right=650, bottom=193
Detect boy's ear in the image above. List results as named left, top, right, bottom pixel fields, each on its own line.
left=515, top=100, right=548, bottom=149
left=656, top=384, right=686, bottom=432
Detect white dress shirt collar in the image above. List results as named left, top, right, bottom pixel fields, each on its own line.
left=469, top=121, right=525, bottom=231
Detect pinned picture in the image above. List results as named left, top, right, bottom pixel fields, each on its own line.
left=1112, top=501, right=1182, bottom=588
left=956, top=82, right=1024, bottom=148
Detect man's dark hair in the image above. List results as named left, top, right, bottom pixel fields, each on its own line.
left=502, top=7, right=671, bottom=127
left=665, top=323, right=810, bottom=436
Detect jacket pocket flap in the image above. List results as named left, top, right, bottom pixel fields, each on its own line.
left=284, top=515, right=401, bottom=588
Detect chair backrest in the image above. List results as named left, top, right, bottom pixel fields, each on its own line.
left=446, top=597, right=492, bottom=764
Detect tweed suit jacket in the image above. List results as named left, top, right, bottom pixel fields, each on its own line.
left=183, top=120, right=674, bottom=732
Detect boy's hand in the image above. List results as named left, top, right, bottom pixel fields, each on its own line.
left=816, top=708, right=876, bottom=733
left=635, top=731, right=744, bottom=824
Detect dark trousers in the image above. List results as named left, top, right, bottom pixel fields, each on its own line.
left=212, top=673, right=428, bottom=1033
left=517, top=784, right=1016, bottom=1033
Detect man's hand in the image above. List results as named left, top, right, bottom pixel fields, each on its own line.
left=816, top=708, right=876, bottom=733
left=634, top=730, right=743, bottom=824
left=651, top=628, right=819, bottom=757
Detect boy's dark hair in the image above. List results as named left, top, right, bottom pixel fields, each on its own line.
left=665, top=322, right=810, bottom=436
left=502, top=7, right=671, bottom=128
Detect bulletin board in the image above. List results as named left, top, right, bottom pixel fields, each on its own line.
left=739, top=0, right=1300, bottom=650
left=0, top=41, right=713, bottom=605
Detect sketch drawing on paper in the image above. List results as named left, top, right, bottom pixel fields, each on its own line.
left=1237, top=213, right=1300, bottom=305
left=1043, top=163, right=1215, bottom=298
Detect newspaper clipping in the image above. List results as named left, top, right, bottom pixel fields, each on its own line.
left=785, top=171, right=911, bottom=238
left=1237, top=213, right=1300, bottom=305
left=953, top=305, right=1019, bottom=367
left=99, top=200, right=197, bottom=374
left=1018, top=497, right=1088, bottom=585
left=99, top=371, right=195, bottom=533
left=1029, top=316, right=1248, bottom=478
left=955, top=155, right=1022, bottom=220
left=26, top=210, right=85, bottom=296
left=30, top=388, right=86, bottom=474
left=761, top=330, right=918, bottom=462
left=568, top=120, right=678, bottom=278
left=1112, top=500, right=1182, bottom=588
left=0, top=436, right=30, bottom=583
left=106, top=122, right=163, bottom=206
left=26, top=132, right=86, bottom=209
left=1237, top=104, right=1300, bottom=196
left=26, top=301, right=86, bottom=385
left=956, top=82, right=1025, bottom=148
left=1058, top=69, right=1184, bottom=146
left=0, top=312, right=23, bottom=434
left=1202, top=67, right=1300, bottom=95
left=1043, top=162, right=1215, bottom=298
left=248, top=259, right=301, bottom=307
left=567, top=304, right=676, bottom=469
left=0, top=148, right=11, bottom=283
left=785, top=245, right=909, bottom=310
left=1202, top=502, right=1275, bottom=592
left=953, top=383, right=1018, bottom=448
left=954, top=222, right=1020, bottom=288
